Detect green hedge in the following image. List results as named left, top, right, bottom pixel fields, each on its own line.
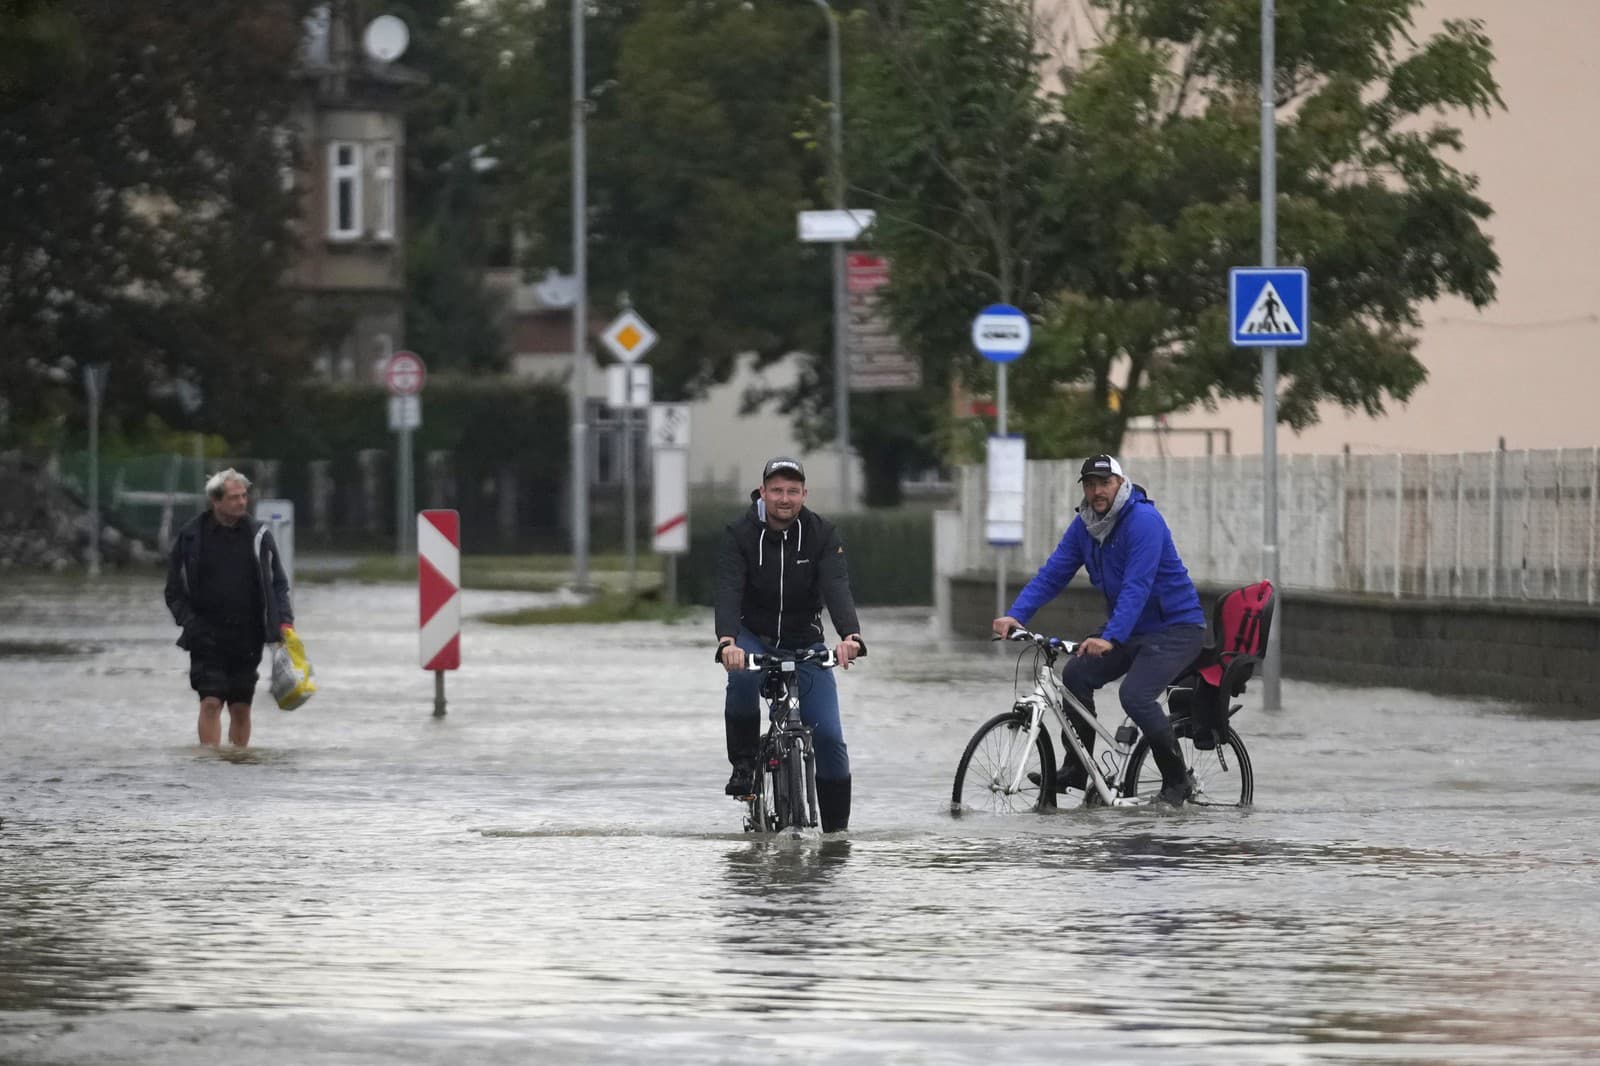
left=678, top=506, right=932, bottom=607
left=258, top=378, right=569, bottom=552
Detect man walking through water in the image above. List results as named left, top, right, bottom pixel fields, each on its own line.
left=992, top=455, right=1206, bottom=806
left=165, top=469, right=293, bottom=747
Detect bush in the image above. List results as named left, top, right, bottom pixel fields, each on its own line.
left=254, top=378, right=569, bottom=553
left=679, top=506, right=932, bottom=607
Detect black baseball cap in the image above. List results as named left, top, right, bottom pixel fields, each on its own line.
left=762, top=456, right=806, bottom=483
left=1078, top=454, right=1125, bottom=482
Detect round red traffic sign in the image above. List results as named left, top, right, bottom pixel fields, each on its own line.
left=384, top=351, right=426, bottom=396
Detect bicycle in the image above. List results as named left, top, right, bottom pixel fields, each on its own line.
left=951, top=627, right=1254, bottom=814
left=731, top=647, right=846, bottom=834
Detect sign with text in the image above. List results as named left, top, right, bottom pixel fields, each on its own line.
left=985, top=435, right=1026, bottom=546
left=846, top=253, right=922, bottom=391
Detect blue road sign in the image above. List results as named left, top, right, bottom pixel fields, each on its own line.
left=1230, top=267, right=1309, bottom=347
left=971, top=304, right=1030, bottom=363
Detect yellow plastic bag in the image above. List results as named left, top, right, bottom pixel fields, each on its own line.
left=270, top=625, right=317, bottom=711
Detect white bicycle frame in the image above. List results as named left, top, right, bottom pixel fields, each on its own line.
left=1006, top=642, right=1152, bottom=808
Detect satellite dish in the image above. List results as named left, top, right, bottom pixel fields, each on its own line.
left=362, top=15, right=410, bottom=63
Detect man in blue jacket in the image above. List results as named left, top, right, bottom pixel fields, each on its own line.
left=992, top=455, right=1205, bottom=806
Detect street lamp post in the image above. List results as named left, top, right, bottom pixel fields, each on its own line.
left=570, top=0, right=591, bottom=588
left=811, top=0, right=852, bottom=510
left=1259, top=0, right=1282, bottom=709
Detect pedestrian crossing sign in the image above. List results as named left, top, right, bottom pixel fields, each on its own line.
left=1229, top=267, right=1309, bottom=347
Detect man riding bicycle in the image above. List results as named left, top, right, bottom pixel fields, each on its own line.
left=715, top=457, right=865, bottom=832
left=992, top=455, right=1205, bottom=807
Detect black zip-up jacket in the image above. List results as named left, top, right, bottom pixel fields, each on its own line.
left=714, top=494, right=861, bottom=649
left=164, top=512, right=293, bottom=649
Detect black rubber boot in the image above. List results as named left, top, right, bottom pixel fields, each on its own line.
left=1145, top=727, right=1191, bottom=807
left=817, top=776, right=852, bottom=833
left=725, top=714, right=759, bottom=796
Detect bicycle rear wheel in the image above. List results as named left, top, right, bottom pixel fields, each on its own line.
left=1123, top=718, right=1253, bottom=807
left=952, top=711, right=1057, bottom=815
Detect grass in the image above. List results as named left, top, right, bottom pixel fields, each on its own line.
left=479, top=592, right=695, bottom=626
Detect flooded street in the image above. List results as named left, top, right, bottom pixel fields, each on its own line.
left=3, top=574, right=1599, bottom=1064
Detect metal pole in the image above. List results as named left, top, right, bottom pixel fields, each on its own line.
left=815, top=0, right=851, bottom=511
left=1587, top=446, right=1598, bottom=605
left=995, top=362, right=1008, bottom=619
left=1259, top=0, right=1281, bottom=708
left=1554, top=447, right=1564, bottom=599
left=1520, top=449, right=1532, bottom=599
left=1489, top=439, right=1502, bottom=599
left=570, top=0, right=591, bottom=589
left=86, top=367, right=103, bottom=578
left=665, top=554, right=677, bottom=608
left=624, top=386, right=636, bottom=599
left=1424, top=452, right=1434, bottom=598
left=396, top=424, right=414, bottom=557
left=1452, top=453, right=1464, bottom=598
left=1392, top=454, right=1403, bottom=599
left=433, top=669, right=447, bottom=718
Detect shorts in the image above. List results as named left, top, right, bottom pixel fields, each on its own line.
left=189, top=631, right=264, bottom=705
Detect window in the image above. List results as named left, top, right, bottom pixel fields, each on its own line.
left=327, top=141, right=362, bottom=240
left=371, top=142, right=396, bottom=242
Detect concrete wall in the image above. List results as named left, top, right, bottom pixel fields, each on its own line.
left=947, top=575, right=1600, bottom=712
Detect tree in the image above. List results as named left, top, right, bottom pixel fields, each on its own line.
left=0, top=1, right=312, bottom=443
left=847, top=0, right=1071, bottom=488
left=394, top=0, right=508, bottom=372
left=476, top=0, right=834, bottom=400
left=1014, top=0, right=1501, bottom=456
left=851, top=0, right=1501, bottom=461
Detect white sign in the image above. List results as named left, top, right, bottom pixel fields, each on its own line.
left=797, top=209, right=877, bottom=243
left=384, top=350, right=427, bottom=396
left=652, top=447, right=689, bottom=554
left=606, top=364, right=652, bottom=409
left=600, top=309, right=658, bottom=363
left=254, top=499, right=295, bottom=586
left=985, top=436, right=1026, bottom=545
left=388, top=394, right=421, bottom=430
left=649, top=403, right=691, bottom=449
left=971, top=306, right=1031, bottom=363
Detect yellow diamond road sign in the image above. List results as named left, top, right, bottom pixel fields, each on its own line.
left=601, top=309, right=658, bottom=364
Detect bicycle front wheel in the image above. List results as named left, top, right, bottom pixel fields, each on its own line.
left=1123, top=719, right=1253, bottom=807
left=952, top=712, right=1057, bottom=815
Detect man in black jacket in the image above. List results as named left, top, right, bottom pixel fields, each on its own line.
left=164, top=468, right=293, bottom=748
left=714, top=457, right=864, bottom=832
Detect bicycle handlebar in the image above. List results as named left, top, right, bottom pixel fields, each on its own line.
left=991, top=626, right=1079, bottom=656
left=744, top=647, right=841, bottom=671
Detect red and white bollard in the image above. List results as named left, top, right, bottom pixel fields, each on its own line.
left=418, top=510, right=460, bottom=717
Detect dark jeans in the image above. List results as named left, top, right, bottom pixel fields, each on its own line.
left=723, top=628, right=849, bottom=782
left=1062, top=625, right=1206, bottom=737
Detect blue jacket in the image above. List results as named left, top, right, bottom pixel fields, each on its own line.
left=1008, top=485, right=1204, bottom=643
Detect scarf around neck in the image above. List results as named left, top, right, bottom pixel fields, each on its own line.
left=1079, top=479, right=1134, bottom=544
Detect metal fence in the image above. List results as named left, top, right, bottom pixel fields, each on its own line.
left=955, top=447, right=1600, bottom=604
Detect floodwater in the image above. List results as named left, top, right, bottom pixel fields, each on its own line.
left=2, top=574, right=1598, bottom=1064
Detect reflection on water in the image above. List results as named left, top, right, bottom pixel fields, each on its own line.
left=2, top=577, right=1600, bottom=1063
